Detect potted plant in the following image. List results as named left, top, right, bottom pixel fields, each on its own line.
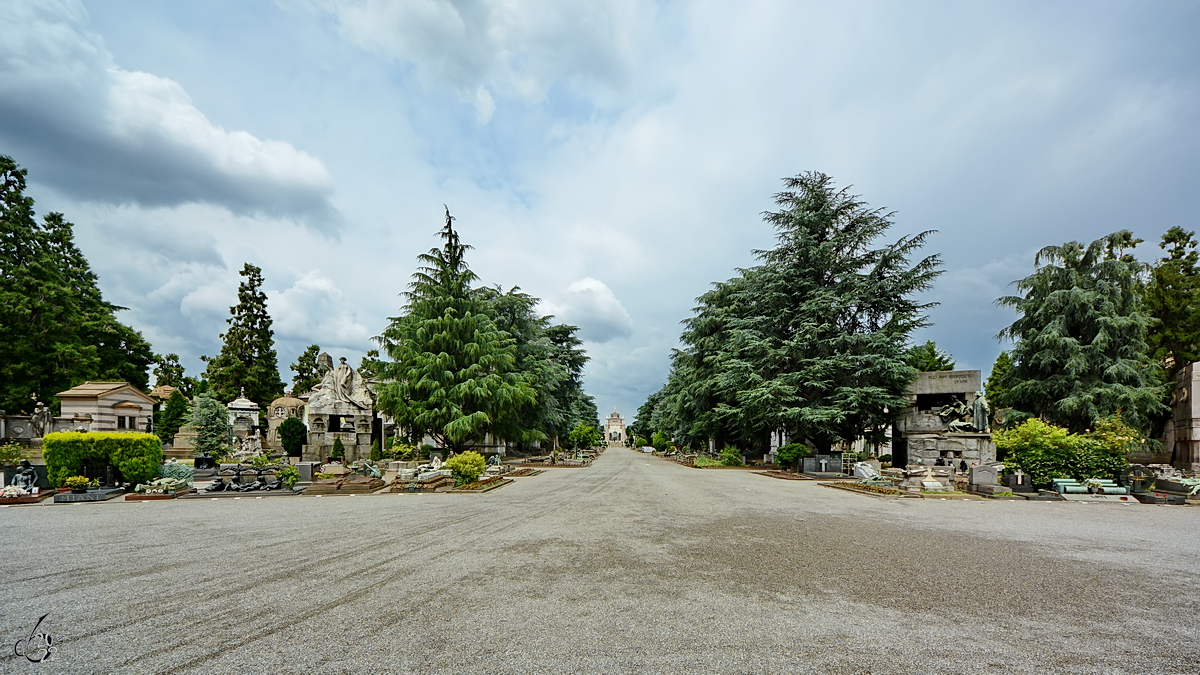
left=64, top=475, right=90, bottom=493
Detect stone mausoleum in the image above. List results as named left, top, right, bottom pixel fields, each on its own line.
left=605, top=412, right=626, bottom=446
left=303, top=356, right=377, bottom=462
left=894, top=370, right=995, bottom=467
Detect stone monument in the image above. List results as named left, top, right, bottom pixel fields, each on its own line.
left=304, top=357, right=375, bottom=463
left=895, top=370, right=996, bottom=467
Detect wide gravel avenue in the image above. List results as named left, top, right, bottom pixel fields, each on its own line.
left=3, top=448, right=1198, bottom=674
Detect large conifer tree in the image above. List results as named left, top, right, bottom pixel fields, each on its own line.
left=997, top=232, right=1165, bottom=432
left=202, top=263, right=284, bottom=408
left=375, top=208, right=536, bottom=451
left=646, top=172, right=941, bottom=453
left=0, top=155, right=153, bottom=412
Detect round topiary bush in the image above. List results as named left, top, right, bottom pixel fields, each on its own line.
left=445, top=450, right=486, bottom=486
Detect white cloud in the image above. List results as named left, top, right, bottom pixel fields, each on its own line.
left=543, top=277, right=634, bottom=343
left=269, top=270, right=375, bottom=352
left=0, top=0, right=339, bottom=229
left=314, top=0, right=657, bottom=117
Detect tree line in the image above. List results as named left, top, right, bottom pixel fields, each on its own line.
left=1, top=155, right=597, bottom=453
left=633, top=171, right=1198, bottom=456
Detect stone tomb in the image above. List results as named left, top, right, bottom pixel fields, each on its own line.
left=895, top=370, right=996, bottom=467
left=303, top=357, right=376, bottom=463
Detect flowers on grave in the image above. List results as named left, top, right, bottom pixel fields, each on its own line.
left=135, top=477, right=190, bottom=494
left=1, top=484, right=30, bottom=497
left=63, top=476, right=91, bottom=491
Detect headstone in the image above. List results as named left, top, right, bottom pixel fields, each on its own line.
left=1006, top=469, right=1035, bottom=493
left=968, top=464, right=998, bottom=487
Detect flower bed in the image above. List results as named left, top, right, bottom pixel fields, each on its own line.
left=820, top=481, right=911, bottom=497
left=448, top=477, right=513, bottom=493
left=506, top=468, right=543, bottom=477
left=753, top=470, right=813, bottom=481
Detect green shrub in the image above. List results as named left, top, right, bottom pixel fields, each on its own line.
left=190, top=393, right=231, bottom=458
left=278, top=417, right=307, bottom=457
left=693, top=456, right=721, bottom=467
left=369, top=439, right=382, bottom=461
left=330, top=437, right=345, bottom=460
left=420, top=444, right=436, bottom=457
left=42, top=432, right=163, bottom=487
left=718, top=445, right=743, bottom=466
left=878, top=454, right=893, bottom=464
left=0, top=441, right=27, bottom=467
left=445, top=450, right=486, bottom=486
left=650, top=431, right=671, bottom=452
left=276, top=465, right=300, bottom=489
left=776, top=443, right=810, bottom=470
left=156, top=389, right=190, bottom=445
left=996, top=417, right=1131, bottom=485
left=64, top=475, right=90, bottom=489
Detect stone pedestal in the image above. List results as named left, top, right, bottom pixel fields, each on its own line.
left=1171, top=363, right=1200, bottom=471
left=904, top=433, right=995, bottom=466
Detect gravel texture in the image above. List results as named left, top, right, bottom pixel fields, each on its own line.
left=2, top=449, right=1198, bottom=674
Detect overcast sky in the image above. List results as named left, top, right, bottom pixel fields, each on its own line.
left=3, top=0, right=1198, bottom=420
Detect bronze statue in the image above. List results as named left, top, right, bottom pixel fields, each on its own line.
left=12, top=459, right=37, bottom=490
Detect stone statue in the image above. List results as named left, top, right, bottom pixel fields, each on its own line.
left=12, top=459, right=37, bottom=490
left=973, top=392, right=990, bottom=432
left=938, top=400, right=976, bottom=433
left=430, top=455, right=444, bottom=470
left=307, top=357, right=373, bottom=410
left=30, top=402, right=53, bottom=438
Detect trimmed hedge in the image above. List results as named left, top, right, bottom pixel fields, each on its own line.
left=42, top=432, right=163, bottom=487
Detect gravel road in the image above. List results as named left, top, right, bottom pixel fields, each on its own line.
left=2, top=448, right=1198, bottom=674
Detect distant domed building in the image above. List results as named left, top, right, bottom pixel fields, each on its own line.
left=226, top=389, right=261, bottom=438
left=605, top=412, right=626, bottom=446
left=266, top=393, right=305, bottom=447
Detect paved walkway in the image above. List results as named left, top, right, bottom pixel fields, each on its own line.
left=2, top=449, right=1198, bottom=673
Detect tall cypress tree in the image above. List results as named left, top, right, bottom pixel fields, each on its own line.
left=0, top=155, right=152, bottom=413
left=202, top=263, right=284, bottom=410
left=375, top=208, right=536, bottom=451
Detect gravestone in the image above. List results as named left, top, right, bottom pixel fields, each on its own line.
left=1005, top=469, right=1035, bottom=493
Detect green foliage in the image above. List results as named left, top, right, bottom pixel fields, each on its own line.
left=389, top=442, right=422, bottom=461
left=290, top=344, right=322, bottom=396
left=634, top=436, right=650, bottom=448
left=64, top=475, right=90, bottom=489
left=775, top=443, right=810, bottom=470
left=445, top=450, right=487, bottom=485
left=330, top=437, right=345, bottom=459
left=369, top=439, right=382, bottom=461
left=156, top=389, right=191, bottom=445
left=995, top=417, right=1132, bottom=484
left=718, top=445, right=743, bottom=466
left=905, top=340, right=956, bottom=372
left=190, top=393, right=231, bottom=458
left=997, top=232, right=1165, bottom=433
left=0, top=155, right=154, bottom=414
left=202, top=263, right=285, bottom=412
left=645, top=173, right=940, bottom=454
left=0, top=441, right=27, bottom=467
left=650, top=431, right=671, bottom=452
left=1145, top=227, right=1200, bottom=372
left=375, top=209, right=537, bottom=452
left=693, top=456, right=721, bottom=467
left=276, top=464, right=299, bottom=490
left=985, top=351, right=1014, bottom=409
left=152, top=353, right=197, bottom=397
left=278, top=417, right=307, bottom=457
left=568, top=424, right=602, bottom=449
left=42, top=431, right=162, bottom=487
left=357, top=349, right=384, bottom=380
left=878, top=454, right=893, bottom=464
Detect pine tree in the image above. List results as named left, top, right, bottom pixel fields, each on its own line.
left=985, top=351, right=1014, bottom=408
left=0, top=155, right=153, bottom=413
left=156, top=389, right=191, bottom=445
left=290, top=344, right=322, bottom=395
left=1145, top=227, right=1200, bottom=374
left=202, top=263, right=285, bottom=410
left=997, top=231, right=1165, bottom=433
left=190, top=393, right=231, bottom=458
left=375, top=208, right=536, bottom=451
left=153, top=353, right=197, bottom=397
left=651, top=172, right=941, bottom=453
left=904, top=340, right=956, bottom=372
